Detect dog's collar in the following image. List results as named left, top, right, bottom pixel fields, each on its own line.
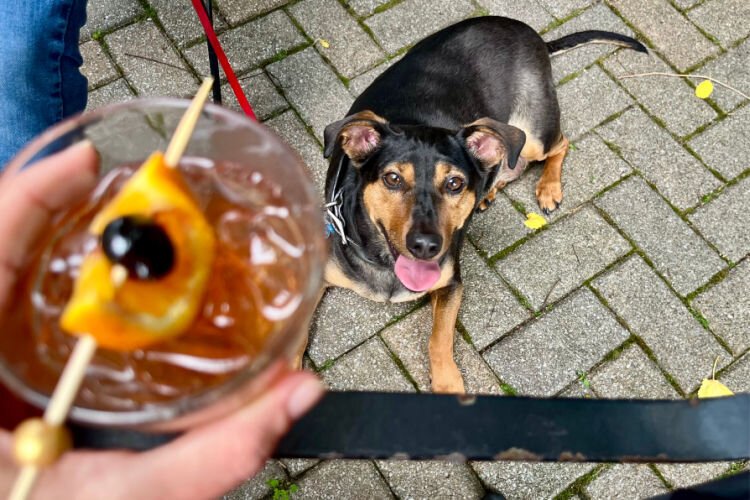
left=324, top=155, right=380, bottom=266
left=325, top=186, right=350, bottom=244
left=324, top=154, right=352, bottom=245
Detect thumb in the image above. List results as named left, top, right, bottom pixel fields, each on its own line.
left=125, top=369, right=324, bottom=499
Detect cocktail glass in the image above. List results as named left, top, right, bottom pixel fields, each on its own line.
left=0, top=99, right=326, bottom=432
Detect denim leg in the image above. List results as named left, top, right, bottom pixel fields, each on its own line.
left=0, top=0, right=88, bottom=169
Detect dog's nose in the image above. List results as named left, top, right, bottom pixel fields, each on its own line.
left=406, top=232, right=442, bottom=260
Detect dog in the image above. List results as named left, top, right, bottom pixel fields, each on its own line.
left=302, top=17, right=646, bottom=393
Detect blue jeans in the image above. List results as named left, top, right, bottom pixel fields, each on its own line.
left=0, top=0, right=88, bottom=169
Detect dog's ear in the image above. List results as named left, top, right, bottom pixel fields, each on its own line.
left=323, top=110, right=389, bottom=164
left=459, top=118, right=526, bottom=170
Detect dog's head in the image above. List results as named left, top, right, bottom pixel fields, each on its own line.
left=324, top=110, right=525, bottom=292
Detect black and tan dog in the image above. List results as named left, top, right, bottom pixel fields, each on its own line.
left=308, top=17, right=646, bottom=392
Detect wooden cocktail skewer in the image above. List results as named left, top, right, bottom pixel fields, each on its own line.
left=9, top=77, right=215, bottom=500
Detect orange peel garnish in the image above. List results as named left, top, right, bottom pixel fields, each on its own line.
left=60, top=152, right=216, bottom=351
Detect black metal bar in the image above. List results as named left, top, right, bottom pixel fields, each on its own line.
left=203, top=0, right=222, bottom=104
left=69, top=392, right=750, bottom=463
left=275, top=392, right=750, bottom=462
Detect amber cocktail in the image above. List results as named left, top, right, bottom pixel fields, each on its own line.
left=0, top=99, right=326, bottom=429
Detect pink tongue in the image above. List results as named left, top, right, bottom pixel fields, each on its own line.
left=394, top=255, right=441, bottom=292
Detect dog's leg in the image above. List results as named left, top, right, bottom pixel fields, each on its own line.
left=291, top=286, right=326, bottom=370
left=535, top=136, right=569, bottom=214
left=477, top=185, right=502, bottom=212
left=429, top=284, right=465, bottom=393
left=478, top=158, right=528, bottom=212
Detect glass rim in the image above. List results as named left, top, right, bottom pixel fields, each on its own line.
left=6, top=97, right=271, bottom=174
left=0, top=97, right=326, bottom=428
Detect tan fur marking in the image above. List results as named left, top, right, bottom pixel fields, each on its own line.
left=508, top=113, right=541, bottom=162
left=429, top=284, right=465, bottom=393
left=520, top=136, right=546, bottom=162
left=353, top=109, right=388, bottom=124
left=508, top=112, right=567, bottom=163
left=363, top=163, right=414, bottom=256
left=536, top=136, right=569, bottom=212
left=325, top=261, right=389, bottom=302
left=429, top=259, right=455, bottom=292
left=434, top=162, right=453, bottom=190
left=435, top=162, right=475, bottom=250
left=391, top=161, right=415, bottom=187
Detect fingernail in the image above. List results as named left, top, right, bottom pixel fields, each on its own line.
left=72, top=138, right=94, bottom=149
left=287, top=378, right=325, bottom=420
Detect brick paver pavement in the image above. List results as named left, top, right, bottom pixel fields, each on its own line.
left=80, top=0, right=749, bottom=498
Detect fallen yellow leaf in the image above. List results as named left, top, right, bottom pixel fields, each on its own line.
left=695, top=80, right=713, bottom=99
left=319, top=39, right=330, bottom=48
left=698, top=378, right=734, bottom=398
left=524, top=212, right=547, bottom=230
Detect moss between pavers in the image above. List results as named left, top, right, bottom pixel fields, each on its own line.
left=604, top=3, right=662, bottom=65
left=648, top=463, right=674, bottom=490
left=259, top=105, right=293, bottom=124
left=714, top=347, right=750, bottom=380
left=600, top=337, right=636, bottom=366
left=685, top=264, right=736, bottom=301
left=141, top=3, right=157, bottom=21
left=370, top=0, right=405, bottom=17
left=316, top=358, right=335, bottom=372
left=283, top=6, right=357, bottom=88
left=334, top=1, right=391, bottom=56
left=588, top=271, right=688, bottom=398
left=85, top=39, right=126, bottom=92
left=608, top=172, right=733, bottom=271
left=471, top=6, right=490, bottom=18
left=507, top=198, right=527, bottom=217
left=582, top=251, right=635, bottom=289
left=504, top=279, right=535, bottom=314
left=719, top=460, right=750, bottom=479
left=684, top=167, right=750, bottom=217
left=630, top=335, right=687, bottom=397
left=685, top=305, right=734, bottom=356
left=601, top=231, right=734, bottom=359
left=313, top=298, right=429, bottom=376
left=681, top=140, right=727, bottom=183
left=488, top=229, right=544, bottom=265
left=456, top=322, right=475, bottom=347
left=498, top=382, right=518, bottom=396
left=600, top=63, right=726, bottom=184
left=382, top=338, right=422, bottom=392
left=266, top=477, right=299, bottom=500
left=134, top=0, right=207, bottom=83
left=92, top=38, right=139, bottom=95
left=553, top=464, right=608, bottom=500
left=538, top=5, right=594, bottom=35
left=682, top=117, right=726, bottom=145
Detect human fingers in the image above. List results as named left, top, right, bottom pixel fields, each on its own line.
left=127, top=369, right=324, bottom=499
left=0, top=141, right=98, bottom=309
left=16, top=368, right=324, bottom=500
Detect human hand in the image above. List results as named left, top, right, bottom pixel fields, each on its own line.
left=1, top=366, right=323, bottom=499
left=0, top=142, right=325, bottom=499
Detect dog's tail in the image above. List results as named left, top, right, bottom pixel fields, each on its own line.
left=546, top=30, right=647, bottom=56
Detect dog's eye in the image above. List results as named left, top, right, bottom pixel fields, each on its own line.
left=445, top=176, right=465, bottom=194
left=382, top=172, right=403, bottom=189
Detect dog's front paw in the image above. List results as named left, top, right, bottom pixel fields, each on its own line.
left=431, top=364, right=466, bottom=394
left=535, top=180, right=562, bottom=215
left=477, top=189, right=497, bottom=212
left=477, top=182, right=507, bottom=213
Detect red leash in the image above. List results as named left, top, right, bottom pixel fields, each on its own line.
left=190, top=0, right=257, bottom=120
